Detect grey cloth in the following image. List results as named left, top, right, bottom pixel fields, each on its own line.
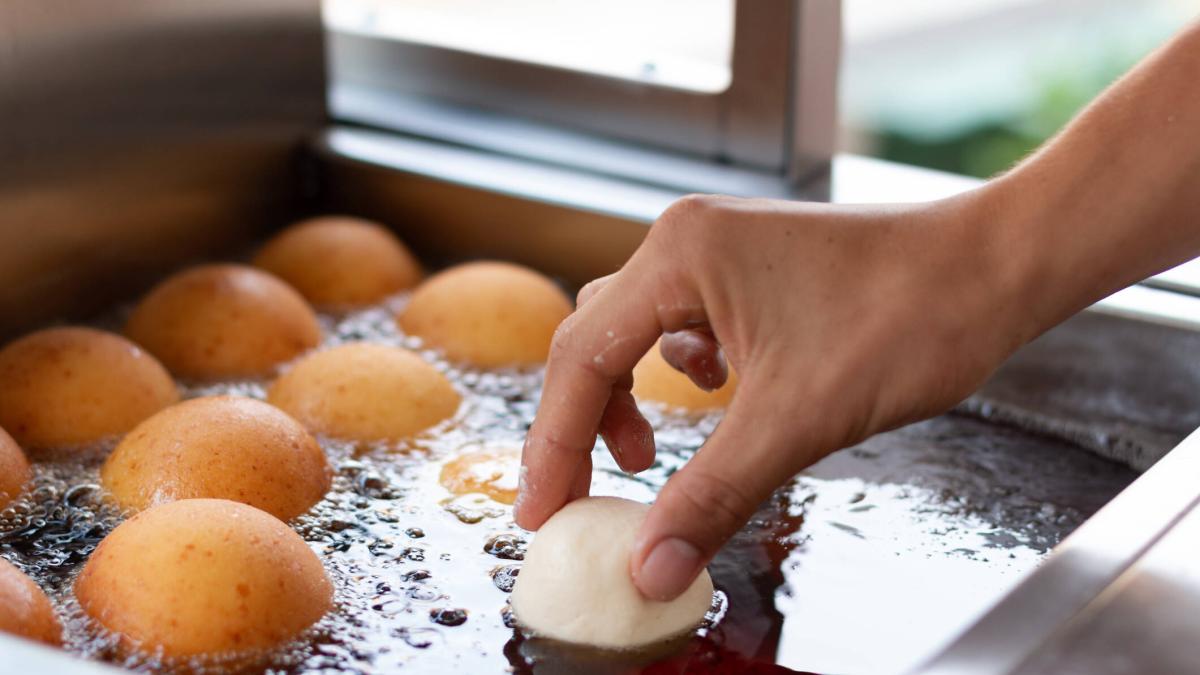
left=957, top=311, right=1200, bottom=471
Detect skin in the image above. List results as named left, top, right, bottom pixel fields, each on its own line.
left=516, top=20, right=1200, bottom=601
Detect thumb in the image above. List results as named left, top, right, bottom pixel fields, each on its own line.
left=629, top=383, right=808, bottom=601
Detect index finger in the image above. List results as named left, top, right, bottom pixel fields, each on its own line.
left=514, top=270, right=701, bottom=530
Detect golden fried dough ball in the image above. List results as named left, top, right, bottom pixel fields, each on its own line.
left=125, top=264, right=321, bottom=381
left=253, top=216, right=422, bottom=309
left=75, top=499, right=332, bottom=658
left=398, top=261, right=571, bottom=368
left=0, top=327, right=179, bottom=451
left=101, top=397, right=330, bottom=521
left=0, top=557, right=61, bottom=646
left=0, top=427, right=30, bottom=509
left=268, top=343, right=459, bottom=443
left=632, top=340, right=737, bottom=411
left=439, top=447, right=519, bottom=504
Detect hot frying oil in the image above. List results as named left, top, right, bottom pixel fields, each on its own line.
left=0, top=296, right=1136, bottom=674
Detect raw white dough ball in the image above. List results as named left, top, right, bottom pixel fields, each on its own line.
left=510, top=497, right=713, bottom=649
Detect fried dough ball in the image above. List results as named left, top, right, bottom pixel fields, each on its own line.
left=253, top=216, right=422, bottom=309
left=511, top=497, right=713, bottom=648
left=75, top=499, right=332, bottom=658
left=268, top=343, right=459, bottom=443
left=632, top=340, right=737, bottom=411
left=398, top=261, right=572, bottom=368
left=101, top=397, right=330, bottom=521
left=0, top=327, right=179, bottom=451
left=0, top=427, right=30, bottom=509
left=439, top=447, right=519, bottom=504
left=125, top=264, right=321, bottom=380
left=0, top=558, right=60, bottom=646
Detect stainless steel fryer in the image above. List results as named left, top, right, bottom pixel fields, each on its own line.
left=4, top=3, right=1200, bottom=673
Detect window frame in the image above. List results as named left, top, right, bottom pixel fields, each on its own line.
left=327, top=0, right=841, bottom=185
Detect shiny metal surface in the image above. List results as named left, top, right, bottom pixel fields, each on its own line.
left=919, top=427, right=1200, bottom=674
left=315, top=127, right=655, bottom=286
left=315, top=124, right=1200, bottom=328
left=1013, top=503, right=1200, bottom=674
left=328, top=1, right=840, bottom=178
left=0, top=0, right=326, bottom=340
left=313, top=126, right=987, bottom=286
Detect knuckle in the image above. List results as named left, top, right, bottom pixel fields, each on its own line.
left=530, top=429, right=583, bottom=459
left=649, top=194, right=738, bottom=262
left=654, top=194, right=722, bottom=234
left=549, top=315, right=579, bottom=360
left=576, top=278, right=602, bottom=305
left=576, top=272, right=617, bottom=306
left=548, top=314, right=616, bottom=382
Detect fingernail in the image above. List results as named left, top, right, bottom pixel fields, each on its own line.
left=635, top=537, right=703, bottom=601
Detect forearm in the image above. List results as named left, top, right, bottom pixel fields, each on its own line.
left=984, top=19, right=1200, bottom=335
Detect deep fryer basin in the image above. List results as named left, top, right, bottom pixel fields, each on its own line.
left=4, top=3, right=1200, bottom=672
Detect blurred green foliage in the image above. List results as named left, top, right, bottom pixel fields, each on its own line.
left=876, top=46, right=1153, bottom=178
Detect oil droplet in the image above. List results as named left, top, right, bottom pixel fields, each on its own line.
left=491, top=565, right=520, bottom=593
left=430, top=608, right=468, bottom=627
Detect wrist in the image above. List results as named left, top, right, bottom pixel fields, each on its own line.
left=918, top=185, right=1053, bottom=360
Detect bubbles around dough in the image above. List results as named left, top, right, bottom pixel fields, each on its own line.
left=75, top=499, right=332, bottom=658
left=0, top=327, right=180, bottom=451
left=268, top=343, right=460, bottom=443
left=632, top=340, right=737, bottom=411
left=398, top=261, right=572, bottom=368
left=510, top=497, right=713, bottom=649
left=101, top=396, right=331, bottom=521
left=439, top=447, right=520, bottom=504
left=125, top=264, right=321, bottom=381
left=0, top=557, right=61, bottom=646
left=0, top=427, right=30, bottom=509
left=253, top=216, right=422, bottom=308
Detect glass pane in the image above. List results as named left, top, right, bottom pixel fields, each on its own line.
left=325, top=0, right=735, bottom=93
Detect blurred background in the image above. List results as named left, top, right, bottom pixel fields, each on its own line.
left=842, top=0, right=1195, bottom=177
left=327, top=0, right=1195, bottom=179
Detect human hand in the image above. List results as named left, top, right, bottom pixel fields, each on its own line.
left=514, top=191, right=1036, bottom=601
left=516, top=20, right=1200, bottom=602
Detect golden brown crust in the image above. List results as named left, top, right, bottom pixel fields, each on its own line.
left=254, top=216, right=422, bottom=308
left=125, top=264, right=321, bottom=381
left=268, top=343, right=460, bottom=443
left=398, top=261, right=572, bottom=368
left=0, top=557, right=62, bottom=646
left=101, top=397, right=331, bottom=521
left=75, top=499, right=332, bottom=658
left=0, top=327, right=179, bottom=451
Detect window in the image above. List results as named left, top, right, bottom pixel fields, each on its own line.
left=840, top=0, right=1194, bottom=178
left=327, top=0, right=736, bottom=94
left=324, top=1, right=841, bottom=188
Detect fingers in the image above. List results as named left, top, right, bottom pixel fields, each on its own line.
left=516, top=270, right=702, bottom=531
left=598, top=386, right=656, bottom=473
left=568, top=451, right=593, bottom=502
left=660, top=330, right=728, bottom=391
left=584, top=277, right=657, bottom=473
left=576, top=273, right=615, bottom=308
left=629, top=381, right=802, bottom=601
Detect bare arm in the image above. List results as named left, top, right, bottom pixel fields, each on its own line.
left=515, top=20, right=1200, bottom=601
